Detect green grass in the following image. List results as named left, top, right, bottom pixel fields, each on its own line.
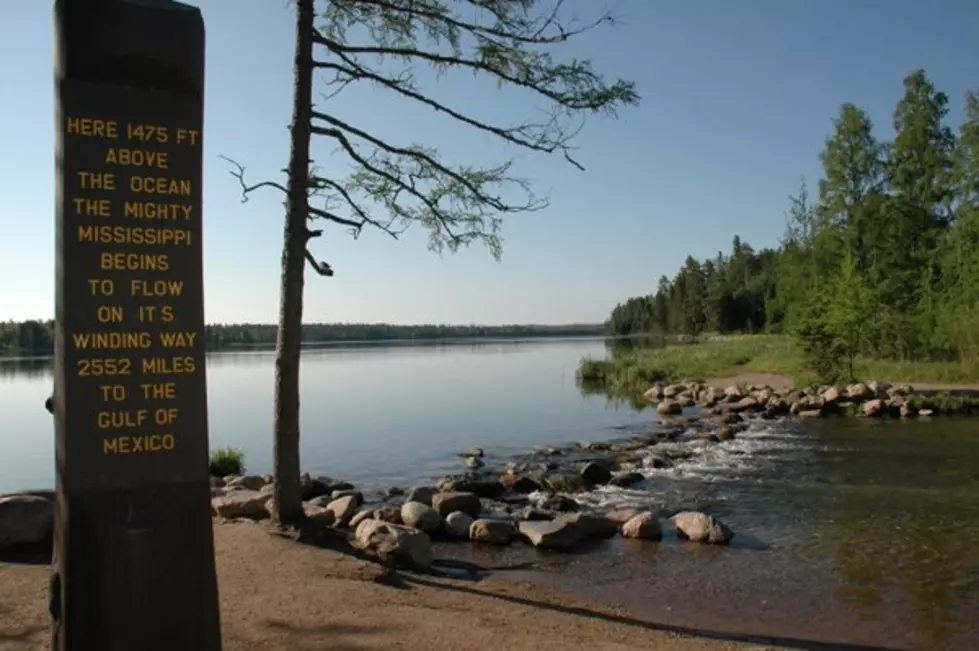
left=577, top=334, right=979, bottom=397
left=210, top=446, right=246, bottom=477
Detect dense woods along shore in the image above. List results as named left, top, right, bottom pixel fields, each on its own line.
left=601, top=70, right=979, bottom=387
left=0, top=320, right=602, bottom=358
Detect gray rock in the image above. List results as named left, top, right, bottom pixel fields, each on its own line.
left=560, top=513, right=617, bottom=538
left=0, top=494, right=54, bottom=549
left=405, top=486, right=439, bottom=506
left=400, top=501, right=442, bottom=534
left=580, top=461, right=613, bottom=486
left=518, top=519, right=584, bottom=550
left=325, top=495, right=360, bottom=526
left=431, top=491, right=481, bottom=517
left=211, top=490, right=270, bottom=519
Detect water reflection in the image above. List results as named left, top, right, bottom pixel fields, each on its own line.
left=0, top=357, right=51, bottom=380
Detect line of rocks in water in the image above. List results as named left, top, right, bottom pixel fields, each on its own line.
left=647, top=379, right=978, bottom=419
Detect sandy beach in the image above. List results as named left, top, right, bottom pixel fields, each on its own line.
left=0, top=520, right=863, bottom=651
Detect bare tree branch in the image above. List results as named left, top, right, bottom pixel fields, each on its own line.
left=221, top=155, right=288, bottom=201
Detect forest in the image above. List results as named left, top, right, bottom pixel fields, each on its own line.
left=0, top=320, right=602, bottom=357
left=604, top=70, right=979, bottom=382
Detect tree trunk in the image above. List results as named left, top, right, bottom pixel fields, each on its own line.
left=272, top=0, right=315, bottom=526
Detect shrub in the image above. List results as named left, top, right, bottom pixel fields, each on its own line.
left=209, top=447, right=246, bottom=477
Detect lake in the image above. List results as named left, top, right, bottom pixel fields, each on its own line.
left=2, top=338, right=978, bottom=650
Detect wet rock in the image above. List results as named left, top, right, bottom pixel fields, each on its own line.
left=470, top=519, right=515, bottom=545
left=464, top=456, right=485, bottom=470
left=716, top=426, right=735, bottom=441
left=643, top=455, right=669, bottom=470
left=562, top=513, right=617, bottom=538
left=405, top=486, right=439, bottom=506
left=821, top=386, right=842, bottom=404
left=400, top=501, right=442, bottom=534
left=579, top=461, right=613, bottom=486
left=431, top=491, right=482, bottom=517
left=863, top=399, right=884, bottom=417
left=519, top=507, right=554, bottom=521
left=301, top=474, right=353, bottom=500
left=463, top=447, right=484, bottom=458
left=353, top=519, right=433, bottom=570
left=608, top=472, right=644, bottom=488
left=605, top=508, right=641, bottom=525
left=518, top=519, right=584, bottom=550
left=330, top=489, right=363, bottom=503
left=919, top=408, right=935, bottom=417
left=540, top=495, right=579, bottom=512
left=534, top=445, right=563, bottom=456
left=0, top=494, right=53, bottom=549
left=657, top=400, right=682, bottom=416
left=211, top=490, right=269, bottom=519
left=444, top=511, right=475, bottom=539
left=543, top=473, right=588, bottom=494
left=500, top=474, right=543, bottom=494
left=578, top=441, right=613, bottom=452
left=900, top=402, right=919, bottom=418
left=798, top=409, right=823, bottom=418
left=383, top=486, right=405, bottom=498
left=621, top=512, right=662, bottom=540
left=672, top=511, right=733, bottom=545
left=325, top=494, right=360, bottom=526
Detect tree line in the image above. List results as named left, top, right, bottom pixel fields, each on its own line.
left=605, top=69, right=979, bottom=382
left=0, top=320, right=603, bottom=357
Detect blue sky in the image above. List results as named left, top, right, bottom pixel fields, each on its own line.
left=1, top=0, right=976, bottom=325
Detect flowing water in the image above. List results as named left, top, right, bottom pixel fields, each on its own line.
left=2, top=338, right=978, bottom=650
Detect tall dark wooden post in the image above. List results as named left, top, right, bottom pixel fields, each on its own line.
left=53, top=1, right=222, bottom=649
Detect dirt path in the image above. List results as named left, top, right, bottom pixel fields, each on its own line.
left=0, top=521, right=837, bottom=651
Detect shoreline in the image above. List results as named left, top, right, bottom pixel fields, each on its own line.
left=0, top=520, right=903, bottom=651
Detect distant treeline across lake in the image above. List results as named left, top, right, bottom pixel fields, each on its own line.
left=0, top=319, right=604, bottom=358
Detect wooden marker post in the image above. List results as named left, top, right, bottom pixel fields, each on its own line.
left=53, top=1, right=221, bottom=649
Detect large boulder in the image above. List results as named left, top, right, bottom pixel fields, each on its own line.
left=353, top=519, right=433, bottom=570
left=0, top=494, right=54, bottom=549
left=211, top=490, right=269, bottom=519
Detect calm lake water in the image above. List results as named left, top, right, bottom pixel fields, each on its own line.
left=2, top=338, right=978, bottom=650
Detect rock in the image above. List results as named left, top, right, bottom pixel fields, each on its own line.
left=643, top=386, right=664, bottom=402
left=301, top=474, right=353, bottom=500
left=464, top=456, right=485, bottom=470
left=210, top=487, right=228, bottom=498
left=578, top=441, right=613, bottom=452
left=211, top=490, right=269, bottom=519
left=470, top=519, right=514, bottom=545
left=643, top=455, right=669, bottom=469
left=621, top=512, right=662, bottom=540
left=862, top=399, right=885, bottom=417
left=303, top=505, right=337, bottom=525
left=919, top=408, right=934, bottom=417
left=405, top=486, right=439, bottom=506
left=400, top=501, right=442, bottom=534
left=672, top=511, right=733, bottom=544
left=383, top=486, right=405, bottom=498
left=868, top=381, right=892, bottom=398
left=900, top=402, right=919, bottom=418
left=716, top=426, right=735, bottom=441
left=353, top=519, right=433, bottom=570
left=533, top=445, right=563, bottom=456
left=798, top=409, right=823, bottom=418
left=579, top=461, right=613, bottom=486
left=500, top=474, right=543, bottom=494
left=0, top=494, right=54, bottom=549
left=723, top=385, right=743, bottom=400
left=444, top=511, right=475, bottom=538
left=846, top=383, right=873, bottom=401
left=608, top=472, right=644, bottom=488
left=224, top=475, right=266, bottom=491
left=437, top=477, right=505, bottom=499
left=431, top=491, right=481, bottom=517
left=657, top=400, right=682, bottom=416
left=373, top=506, right=402, bottom=524
left=540, top=494, right=579, bottom=512
left=561, top=513, right=617, bottom=538
left=518, top=519, right=584, bottom=550
left=210, top=476, right=226, bottom=488
left=348, top=509, right=374, bottom=529
left=330, top=489, right=363, bottom=503
left=662, top=384, right=685, bottom=398
left=326, top=495, right=361, bottom=526
left=463, top=447, right=484, bottom=458
left=822, top=386, right=841, bottom=404
left=543, top=473, right=588, bottom=494
left=519, top=507, right=554, bottom=521
left=605, top=508, right=641, bottom=525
